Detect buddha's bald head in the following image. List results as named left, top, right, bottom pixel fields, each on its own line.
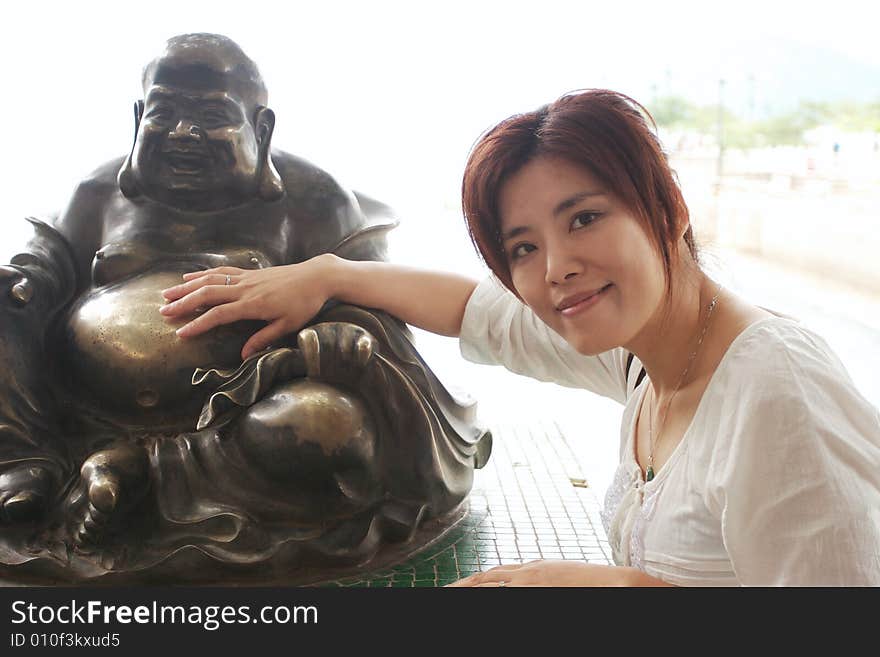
left=142, top=34, right=268, bottom=109
left=119, top=33, right=282, bottom=211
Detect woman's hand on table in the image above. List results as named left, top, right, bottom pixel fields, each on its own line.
left=445, top=560, right=673, bottom=587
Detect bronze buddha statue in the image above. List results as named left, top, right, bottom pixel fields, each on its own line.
left=0, top=33, right=490, bottom=583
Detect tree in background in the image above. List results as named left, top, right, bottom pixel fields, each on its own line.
left=649, top=96, right=879, bottom=149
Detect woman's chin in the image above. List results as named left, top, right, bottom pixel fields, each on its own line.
left=560, top=330, right=616, bottom=357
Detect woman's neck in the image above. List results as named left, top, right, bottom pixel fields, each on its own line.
left=625, top=263, right=718, bottom=396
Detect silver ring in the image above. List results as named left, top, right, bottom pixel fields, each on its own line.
left=497, top=580, right=506, bottom=587
left=225, top=274, right=232, bottom=286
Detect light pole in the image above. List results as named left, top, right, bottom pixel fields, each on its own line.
left=712, top=77, right=727, bottom=245
left=716, top=77, right=726, bottom=183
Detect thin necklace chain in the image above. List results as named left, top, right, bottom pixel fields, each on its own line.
left=646, top=287, right=721, bottom=482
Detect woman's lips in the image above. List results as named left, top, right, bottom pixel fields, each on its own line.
left=558, top=284, right=613, bottom=317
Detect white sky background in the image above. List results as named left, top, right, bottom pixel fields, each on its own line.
left=1, top=0, right=877, bottom=230
left=1, top=0, right=876, bottom=494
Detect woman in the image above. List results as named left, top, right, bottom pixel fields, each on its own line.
left=160, top=89, right=880, bottom=586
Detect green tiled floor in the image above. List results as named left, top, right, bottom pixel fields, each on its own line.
left=317, top=419, right=612, bottom=587
left=0, top=419, right=610, bottom=586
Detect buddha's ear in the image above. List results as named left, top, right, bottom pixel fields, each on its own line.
left=254, top=105, right=283, bottom=202
left=117, top=100, right=145, bottom=199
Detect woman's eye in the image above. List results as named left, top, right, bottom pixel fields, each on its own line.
left=510, top=243, right=536, bottom=260
left=571, top=212, right=600, bottom=230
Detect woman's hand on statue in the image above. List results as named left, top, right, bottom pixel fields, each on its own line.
left=160, top=255, right=336, bottom=359
left=445, top=560, right=672, bottom=587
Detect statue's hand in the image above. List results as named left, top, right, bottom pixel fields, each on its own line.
left=297, top=322, right=378, bottom=385
left=0, top=265, right=33, bottom=306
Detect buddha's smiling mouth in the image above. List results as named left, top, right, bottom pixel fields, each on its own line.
left=164, top=151, right=211, bottom=174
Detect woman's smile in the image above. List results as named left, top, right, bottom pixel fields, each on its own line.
left=557, top=283, right=614, bottom=317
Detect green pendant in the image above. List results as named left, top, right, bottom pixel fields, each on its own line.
left=646, top=466, right=655, bottom=482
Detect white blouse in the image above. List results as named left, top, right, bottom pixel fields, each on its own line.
left=459, top=275, right=880, bottom=586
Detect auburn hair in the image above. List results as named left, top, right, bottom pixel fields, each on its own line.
left=461, top=89, right=696, bottom=295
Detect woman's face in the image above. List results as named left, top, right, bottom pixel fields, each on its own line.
left=498, top=156, right=668, bottom=355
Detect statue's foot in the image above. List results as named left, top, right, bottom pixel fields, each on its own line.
left=0, top=464, right=54, bottom=524
left=69, top=444, right=150, bottom=549
left=236, top=379, right=381, bottom=521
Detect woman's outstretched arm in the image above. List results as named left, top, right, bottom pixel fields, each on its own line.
left=160, top=253, right=479, bottom=359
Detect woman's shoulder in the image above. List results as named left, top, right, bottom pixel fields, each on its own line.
left=692, top=303, right=869, bottom=424
left=698, top=313, right=880, bottom=500
left=719, top=314, right=848, bottom=386
left=705, top=313, right=879, bottom=445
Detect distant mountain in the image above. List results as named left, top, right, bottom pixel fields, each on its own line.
left=643, top=37, right=879, bottom=118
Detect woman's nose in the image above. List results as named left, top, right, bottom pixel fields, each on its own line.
left=544, top=246, right=583, bottom=285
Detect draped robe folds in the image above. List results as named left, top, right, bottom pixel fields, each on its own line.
left=0, top=187, right=491, bottom=582
left=0, top=219, right=77, bottom=512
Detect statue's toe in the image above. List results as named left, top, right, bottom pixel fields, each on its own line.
left=73, top=474, right=122, bottom=547
left=354, top=333, right=374, bottom=368
left=71, top=446, right=150, bottom=550
left=88, top=473, right=121, bottom=515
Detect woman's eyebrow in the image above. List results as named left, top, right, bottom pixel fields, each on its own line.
left=501, top=190, right=606, bottom=242
left=501, top=225, right=530, bottom=243
left=553, top=190, right=606, bottom=217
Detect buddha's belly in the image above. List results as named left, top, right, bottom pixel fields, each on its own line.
left=60, top=267, right=261, bottom=426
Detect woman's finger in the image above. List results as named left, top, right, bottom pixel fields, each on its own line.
left=162, top=273, right=237, bottom=305
left=445, top=563, right=528, bottom=587
left=176, top=301, right=249, bottom=338
left=241, top=319, right=292, bottom=359
left=161, top=281, right=241, bottom=316
left=181, top=266, right=246, bottom=282
left=163, top=273, right=238, bottom=301
left=472, top=582, right=513, bottom=587
left=445, top=572, right=487, bottom=587
left=446, top=576, right=509, bottom=587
